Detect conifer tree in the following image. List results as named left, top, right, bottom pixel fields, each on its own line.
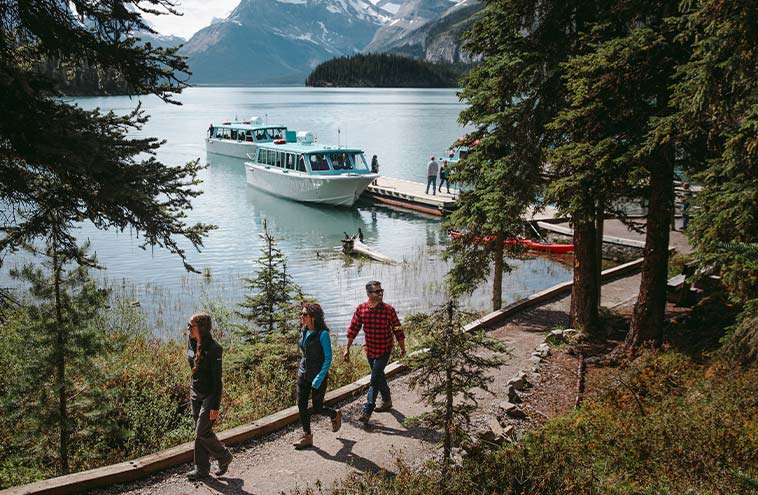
left=546, top=0, right=682, bottom=339
left=8, top=238, right=114, bottom=476
left=0, top=0, right=214, bottom=272
left=404, top=301, right=508, bottom=477
left=236, top=220, right=302, bottom=339
left=654, top=0, right=758, bottom=304
left=449, top=0, right=591, bottom=311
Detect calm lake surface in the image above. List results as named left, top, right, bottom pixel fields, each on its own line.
left=3, top=87, right=572, bottom=339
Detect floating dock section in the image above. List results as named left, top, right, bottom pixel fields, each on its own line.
left=364, top=177, right=458, bottom=216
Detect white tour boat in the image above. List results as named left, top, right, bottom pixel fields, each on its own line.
left=205, top=117, right=290, bottom=159
left=243, top=131, right=378, bottom=207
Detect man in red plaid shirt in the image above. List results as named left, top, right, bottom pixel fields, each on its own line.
left=343, top=280, right=405, bottom=423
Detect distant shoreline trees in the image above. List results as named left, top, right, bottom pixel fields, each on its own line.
left=305, top=53, right=469, bottom=88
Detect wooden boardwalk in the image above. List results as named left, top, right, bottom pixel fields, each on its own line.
left=364, top=177, right=458, bottom=216
left=364, top=177, right=565, bottom=222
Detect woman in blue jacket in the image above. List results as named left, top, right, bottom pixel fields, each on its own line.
left=293, top=303, right=342, bottom=449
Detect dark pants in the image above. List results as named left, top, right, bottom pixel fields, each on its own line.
left=297, top=376, right=337, bottom=434
left=426, top=176, right=437, bottom=194
left=438, top=177, right=450, bottom=193
left=191, top=397, right=231, bottom=475
left=364, top=353, right=391, bottom=415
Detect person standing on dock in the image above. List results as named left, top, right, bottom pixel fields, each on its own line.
left=426, top=156, right=439, bottom=195
left=343, top=281, right=406, bottom=424
left=186, top=313, right=233, bottom=481
left=293, top=303, right=342, bottom=450
left=438, top=159, right=450, bottom=194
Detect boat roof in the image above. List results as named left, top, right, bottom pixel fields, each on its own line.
left=257, top=142, right=365, bottom=154
left=212, top=122, right=287, bottom=131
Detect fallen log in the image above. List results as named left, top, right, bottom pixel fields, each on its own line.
left=341, top=237, right=395, bottom=264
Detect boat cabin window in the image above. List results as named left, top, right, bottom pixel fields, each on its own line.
left=215, top=128, right=223, bottom=139
left=297, top=155, right=306, bottom=172
left=231, top=129, right=238, bottom=141
left=222, top=128, right=231, bottom=140
left=258, top=149, right=270, bottom=165
left=276, top=151, right=284, bottom=168
left=309, top=154, right=330, bottom=171
left=254, top=129, right=267, bottom=141
left=269, top=128, right=285, bottom=140
left=245, top=130, right=254, bottom=142
left=285, top=153, right=295, bottom=170
left=330, top=152, right=353, bottom=170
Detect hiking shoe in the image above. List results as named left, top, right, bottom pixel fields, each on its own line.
left=374, top=401, right=393, bottom=412
left=187, top=468, right=210, bottom=481
left=215, top=453, right=233, bottom=476
left=331, top=409, right=342, bottom=432
left=293, top=433, right=313, bottom=450
left=358, top=412, right=371, bottom=424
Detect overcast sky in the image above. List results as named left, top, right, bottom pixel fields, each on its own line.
left=143, top=0, right=241, bottom=39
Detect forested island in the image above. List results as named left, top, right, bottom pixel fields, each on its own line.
left=305, top=53, right=468, bottom=88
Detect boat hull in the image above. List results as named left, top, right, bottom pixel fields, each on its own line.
left=244, top=162, right=378, bottom=207
left=205, top=138, right=258, bottom=160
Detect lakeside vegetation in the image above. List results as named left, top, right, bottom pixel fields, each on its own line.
left=305, top=53, right=468, bottom=88
left=0, top=291, right=375, bottom=489
left=1, top=0, right=756, bottom=493
left=315, top=316, right=758, bottom=494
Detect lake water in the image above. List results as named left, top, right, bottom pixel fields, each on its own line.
left=2, top=87, right=573, bottom=339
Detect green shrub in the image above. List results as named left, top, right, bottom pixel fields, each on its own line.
left=322, top=350, right=758, bottom=495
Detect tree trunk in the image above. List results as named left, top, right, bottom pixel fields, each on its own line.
left=491, top=232, right=504, bottom=311
left=442, top=302, right=454, bottom=477
left=595, top=199, right=604, bottom=308
left=53, top=245, right=69, bottom=474
left=570, top=219, right=600, bottom=335
left=628, top=151, right=674, bottom=348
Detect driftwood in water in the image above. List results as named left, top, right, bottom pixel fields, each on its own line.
left=341, top=234, right=395, bottom=264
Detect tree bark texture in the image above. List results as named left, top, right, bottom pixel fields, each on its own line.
left=491, top=233, right=504, bottom=311
left=570, top=220, right=600, bottom=335
left=53, top=246, right=69, bottom=474
left=628, top=150, right=674, bottom=348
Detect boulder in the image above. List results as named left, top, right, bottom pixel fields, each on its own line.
left=507, top=384, right=522, bottom=403
left=508, top=372, right=529, bottom=391
left=507, top=407, right=528, bottom=419
left=498, top=400, right=517, bottom=414
left=545, top=329, right=565, bottom=345
left=450, top=447, right=465, bottom=467
left=529, top=355, right=542, bottom=366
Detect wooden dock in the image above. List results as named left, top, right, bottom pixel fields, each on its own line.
left=364, top=177, right=567, bottom=221
left=364, top=177, right=458, bottom=216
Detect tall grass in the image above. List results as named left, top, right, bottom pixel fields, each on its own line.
left=0, top=296, right=370, bottom=489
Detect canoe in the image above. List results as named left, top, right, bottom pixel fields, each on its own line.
left=448, top=230, right=574, bottom=254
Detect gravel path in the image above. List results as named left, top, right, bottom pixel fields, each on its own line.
left=98, top=274, right=642, bottom=495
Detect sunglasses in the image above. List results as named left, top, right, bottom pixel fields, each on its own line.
left=368, top=289, right=384, bottom=294
left=300, top=312, right=311, bottom=318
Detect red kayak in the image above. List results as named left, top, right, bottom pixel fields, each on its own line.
left=448, top=230, right=574, bottom=254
